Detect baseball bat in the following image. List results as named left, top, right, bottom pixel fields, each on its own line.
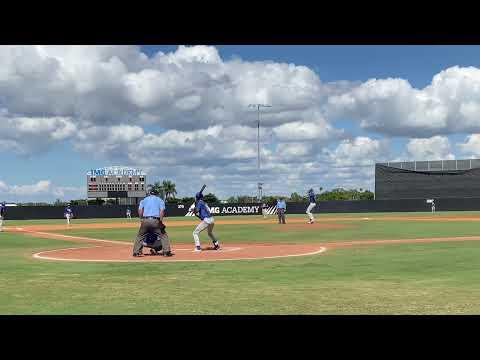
left=189, top=185, right=207, bottom=219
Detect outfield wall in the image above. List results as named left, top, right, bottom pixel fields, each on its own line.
left=5, top=198, right=480, bottom=220
left=375, top=163, right=480, bottom=200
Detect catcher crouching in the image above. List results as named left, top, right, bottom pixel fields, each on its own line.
left=132, top=187, right=173, bottom=257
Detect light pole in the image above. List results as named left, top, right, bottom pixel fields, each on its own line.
left=248, top=103, right=272, bottom=201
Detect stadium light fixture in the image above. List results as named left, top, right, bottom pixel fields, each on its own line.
left=248, top=104, right=272, bottom=201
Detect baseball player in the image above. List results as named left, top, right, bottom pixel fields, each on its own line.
left=306, top=188, right=316, bottom=224
left=0, top=202, right=6, bottom=232
left=126, top=207, right=132, bottom=219
left=262, top=202, right=268, bottom=219
left=143, top=232, right=163, bottom=255
left=191, top=190, right=220, bottom=252
left=431, top=199, right=436, bottom=214
left=64, top=205, right=73, bottom=226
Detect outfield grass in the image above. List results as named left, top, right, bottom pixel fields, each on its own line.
left=2, top=212, right=480, bottom=314
left=47, top=214, right=480, bottom=244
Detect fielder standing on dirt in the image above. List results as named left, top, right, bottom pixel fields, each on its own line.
left=64, top=205, right=73, bottom=226
left=191, top=186, right=220, bottom=252
left=133, top=187, right=173, bottom=257
left=306, top=188, right=316, bottom=224
left=0, top=202, right=6, bottom=232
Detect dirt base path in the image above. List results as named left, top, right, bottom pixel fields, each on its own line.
left=9, top=226, right=326, bottom=262
left=6, top=216, right=480, bottom=263
left=32, top=242, right=327, bottom=262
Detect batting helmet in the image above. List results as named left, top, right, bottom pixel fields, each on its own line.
left=195, top=192, right=204, bottom=200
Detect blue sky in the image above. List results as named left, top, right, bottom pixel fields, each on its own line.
left=1, top=45, right=480, bottom=202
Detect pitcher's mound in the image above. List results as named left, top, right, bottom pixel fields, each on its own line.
left=33, top=243, right=326, bottom=262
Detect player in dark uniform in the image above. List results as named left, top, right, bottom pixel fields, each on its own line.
left=0, top=202, right=6, bottom=232
left=191, top=191, right=220, bottom=252
left=64, top=205, right=73, bottom=226
left=306, top=188, right=316, bottom=224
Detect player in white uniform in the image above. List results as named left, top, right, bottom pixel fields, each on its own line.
left=64, top=205, right=73, bottom=226
left=306, top=188, right=316, bottom=224
left=262, top=203, right=268, bottom=219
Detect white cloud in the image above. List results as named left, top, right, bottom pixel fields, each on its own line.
left=0, top=114, right=77, bottom=155
left=327, top=66, right=480, bottom=137
left=458, top=134, right=480, bottom=157
left=0, top=179, right=84, bottom=202
left=325, top=136, right=390, bottom=167
left=406, top=136, right=455, bottom=160
left=8, top=46, right=480, bottom=199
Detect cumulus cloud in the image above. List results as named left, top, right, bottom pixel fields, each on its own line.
left=0, top=179, right=84, bottom=202
left=458, top=134, right=480, bottom=157
left=6, top=46, right=480, bottom=198
left=0, top=113, right=77, bottom=155
left=327, top=66, right=480, bottom=137
left=406, top=136, right=455, bottom=160
left=325, top=136, right=390, bottom=167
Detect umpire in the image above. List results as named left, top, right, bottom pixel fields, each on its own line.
left=132, top=187, right=173, bottom=257
left=276, top=197, right=287, bottom=224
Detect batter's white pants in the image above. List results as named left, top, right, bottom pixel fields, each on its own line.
left=0, top=216, right=3, bottom=231
left=193, top=217, right=218, bottom=247
left=66, top=214, right=71, bottom=225
left=306, top=203, right=316, bottom=221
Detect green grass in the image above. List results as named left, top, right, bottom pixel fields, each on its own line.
left=4, top=209, right=480, bottom=227
left=3, top=212, right=480, bottom=314
left=48, top=216, right=480, bottom=244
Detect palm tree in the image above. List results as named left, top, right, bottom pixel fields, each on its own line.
left=162, top=180, right=177, bottom=200
left=148, top=181, right=165, bottom=199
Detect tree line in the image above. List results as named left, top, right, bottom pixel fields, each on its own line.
left=16, top=182, right=373, bottom=206
left=228, top=187, right=374, bottom=203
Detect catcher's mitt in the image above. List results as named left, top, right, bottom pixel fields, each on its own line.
left=159, top=221, right=167, bottom=234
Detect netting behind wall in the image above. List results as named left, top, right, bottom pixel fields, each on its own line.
left=375, top=164, right=480, bottom=199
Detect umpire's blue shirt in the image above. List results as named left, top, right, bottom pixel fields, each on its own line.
left=139, top=195, right=165, bottom=217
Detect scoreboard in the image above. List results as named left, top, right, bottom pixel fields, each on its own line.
left=87, top=166, right=147, bottom=204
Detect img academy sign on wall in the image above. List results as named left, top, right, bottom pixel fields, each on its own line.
left=184, top=204, right=261, bottom=216
left=87, top=167, right=146, bottom=177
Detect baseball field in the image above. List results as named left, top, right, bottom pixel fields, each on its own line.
left=3, top=211, right=480, bottom=314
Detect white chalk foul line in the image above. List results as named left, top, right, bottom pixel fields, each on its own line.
left=25, top=231, right=127, bottom=245
left=32, top=246, right=327, bottom=263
